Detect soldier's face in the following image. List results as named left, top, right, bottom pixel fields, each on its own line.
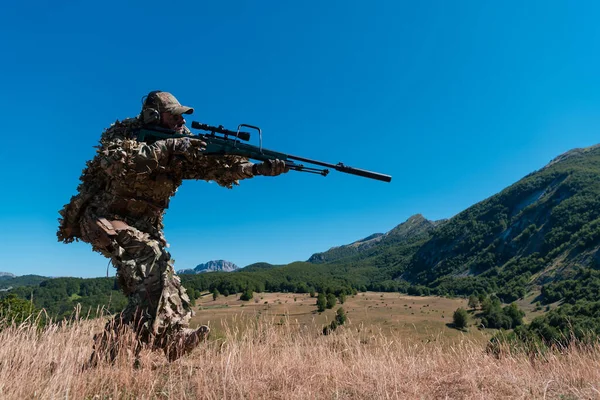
left=160, top=112, right=186, bottom=133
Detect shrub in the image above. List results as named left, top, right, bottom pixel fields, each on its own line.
left=240, top=289, right=253, bottom=301
left=326, top=293, right=337, bottom=309
left=316, top=293, right=327, bottom=312
left=323, top=307, right=347, bottom=335
left=0, top=294, right=37, bottom=327
left=453, top=308, right=469, bottom=329
left=335, top=307, right=347, bottom=325
left=468, top=295, right=479, bottom=310
left=339, top=293, right=347, bottom=304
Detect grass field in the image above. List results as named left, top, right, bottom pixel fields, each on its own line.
left=191, top=292, right=492, bottom=345
left=2, top=292, right=600, bottom=399
left=3, top=300, right=600, bottom=399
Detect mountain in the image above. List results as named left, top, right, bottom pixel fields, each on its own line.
left=242, top=262, right=277, bottom=272
left=308, top=214, right=444, bottom=264
left=307, top=233, right=384, bottom=263
left=396, top=144, right=600, bottom=300
left=0, top=274, right=49, bottom=290
left=178, top=260, right=239, bottom=274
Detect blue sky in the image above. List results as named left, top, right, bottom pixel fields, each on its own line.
left=1, top=1, right=599, bottom=277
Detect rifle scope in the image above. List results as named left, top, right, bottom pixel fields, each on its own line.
left=191, top=121, right=251, bottom=141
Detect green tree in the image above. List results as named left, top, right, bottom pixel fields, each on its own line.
left=240, top=289, right=253, bottom=301
left=309, top=288, right=316, bottom=298
left=326, top=293, right=337, bottom=309
left=316, top=293, right=327, bottom=312
left=503, top=303, right=525, bottom=328
left=468, top=295, right=479, bottom=310
left=453, top=307, right=469, bottom=329
left=478, top=293, right=486, bottom=305
left=212, top=288, right=220, bottom=301
left=323, top=320, right=338, bottom=335
left=0, top=294, right=37, bottom=326
left=335, top=307, right=347, bottom=325
left=323, top=307, right=348, bottom=335
left=339, top=293, right=347, bottom=304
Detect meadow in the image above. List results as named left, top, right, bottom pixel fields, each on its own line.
left=191, top=291, right=489, bottom=344
left=1, top=293, right=599, bottom=399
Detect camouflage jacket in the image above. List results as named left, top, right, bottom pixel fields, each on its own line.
left=57, top=118, right=255, bottom=243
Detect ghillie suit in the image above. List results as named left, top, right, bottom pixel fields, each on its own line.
left=58, top=117, right=260, bottom=362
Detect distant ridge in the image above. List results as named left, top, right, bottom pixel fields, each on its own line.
left=543, top=144, right=600, bottom=169
left=307, top=214, right=443, bottom=264
left=0, top=274, right=49, bottom=290
left=401, top=143, right=600, bottom=290
left=178, top=260, right=239, bottom=274
left=242, top=262, right=276, bottom=272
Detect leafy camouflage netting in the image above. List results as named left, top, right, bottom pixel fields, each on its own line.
left=57, top=117, right=256, bottom=360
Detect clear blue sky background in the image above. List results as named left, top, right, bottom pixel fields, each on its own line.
left=1, top=1, right=599, bottom=278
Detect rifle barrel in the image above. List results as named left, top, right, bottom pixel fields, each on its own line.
left=288, top=155, right=392, bottom=183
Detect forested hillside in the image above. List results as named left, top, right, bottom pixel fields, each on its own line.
left=6, top=277, right=126, bottom=319
left=399, top=144, right=600, bottom=301
left=0, top=275, right=48, bottom=290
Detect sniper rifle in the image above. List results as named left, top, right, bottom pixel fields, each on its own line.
left=135, top=121, right=392, bottom=183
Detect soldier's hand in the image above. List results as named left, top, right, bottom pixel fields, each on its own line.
left=253, top=159, right=290, bottom=176
left=166, top=137, right=207, bottom=156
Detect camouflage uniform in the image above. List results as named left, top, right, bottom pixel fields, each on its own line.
left=58, top=92, right=285, bottom=361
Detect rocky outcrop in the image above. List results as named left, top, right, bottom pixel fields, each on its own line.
left=177, top=260, right=239, bottom=274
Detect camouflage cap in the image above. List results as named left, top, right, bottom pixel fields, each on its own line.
left=146, top=91, right=194, bottom=115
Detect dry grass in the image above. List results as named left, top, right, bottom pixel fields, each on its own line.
left=1, top=310, right=600, bottom=399
left=192, top=292, right=489, bottom=345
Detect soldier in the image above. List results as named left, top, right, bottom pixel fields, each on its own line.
left=57, top=91, right=288, bottom=362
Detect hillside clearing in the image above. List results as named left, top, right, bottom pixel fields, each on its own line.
left=193, top=292, right=508, bottom=344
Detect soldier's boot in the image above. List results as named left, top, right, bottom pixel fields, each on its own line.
left=86, top=329, right=123, bottom=368
left=165, top=325, right=210, bottom=362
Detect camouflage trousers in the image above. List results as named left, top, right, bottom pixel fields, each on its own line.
left=81, top=215, right=194, bottom=361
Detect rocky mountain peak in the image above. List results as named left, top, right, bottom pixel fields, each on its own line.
left=177, top=260, right=239, bottom=274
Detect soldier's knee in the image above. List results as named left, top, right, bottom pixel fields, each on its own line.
left=115, top=229, right=163, bottom=261
left=82, top=217, right=130, bottom=254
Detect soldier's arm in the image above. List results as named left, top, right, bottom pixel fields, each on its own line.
left=131, top=137, right=287, bottom=187
left=182, top=154, right=289, bottom=188
left=184, top=155, right=256, bottom=188
left=119, top=136, right=252, bottom=187
left=127, top=137, right=198, bottom=173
